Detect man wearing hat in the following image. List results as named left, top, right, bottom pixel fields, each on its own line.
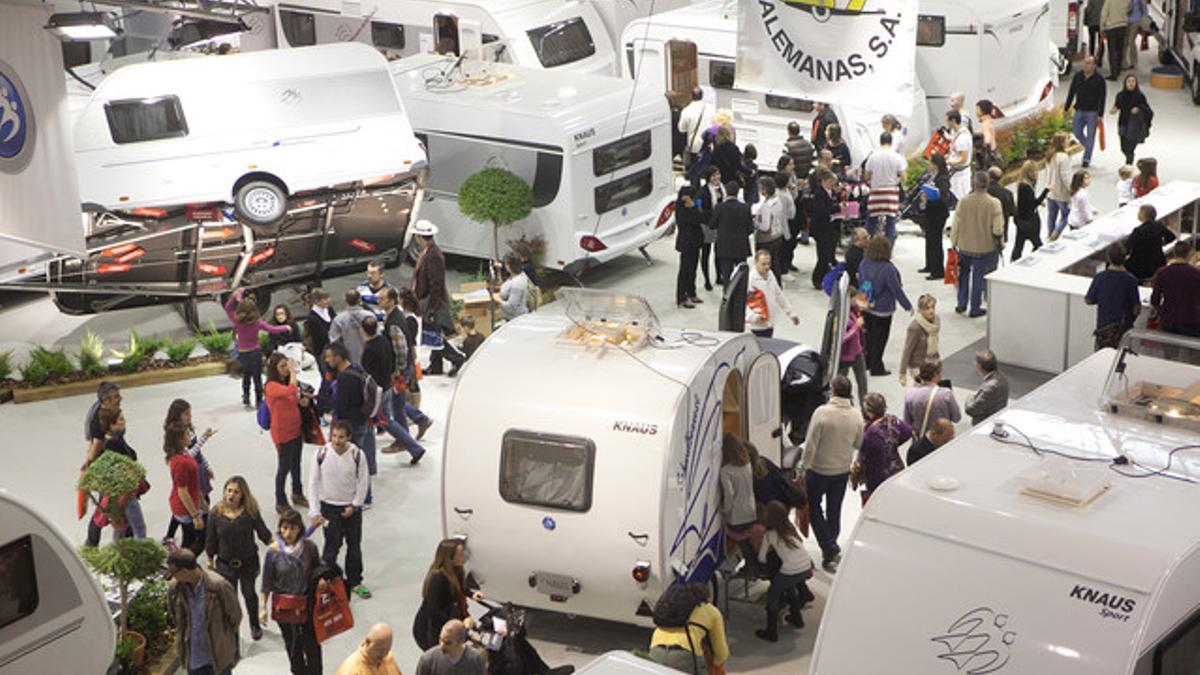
left=410, top=220, right=465, bottom=376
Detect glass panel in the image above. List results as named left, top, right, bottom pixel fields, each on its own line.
left=526, top=17, right=596, bottom=68
left=595, top=168, right=653, bottom=214
left=279, top=10, right=316, bottom=47
left=765, top=94, right=813, bottom=112
left=532, top=152, right=563, bottom=208
left=917, top=15, right=945, bottom=47
left=499, top=431, right=595, bottom=512
left=104, top=96, right=188, bottom=144
left=434, top=14, right=460, bottom=55
left=370, top=21, right=405, bottom=50
left=422, top=132, right=562, bottom=204
left=0, top=535, right=39, bottom=630
left=709, top=59, right=736, bottom=89
left=592, top=131, right=652, bottom=177
left=1155, top=607, right=1200, bottom=674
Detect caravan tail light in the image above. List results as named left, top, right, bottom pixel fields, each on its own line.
left=248, top=246, right=276, bottom=266
left=1067, top=2, right=1079, bottom=40
left=101, top=243, right=138, bottom=258
left=632, top=562, right=651, bottom=583
left=198, top=263, right=227, bottom=275
left=97, top=263, right=131, bottom=274
left=114, top=247, right=145, bottom=264
left=349, top=238, right=377, bottom=253
left=580, top=235, right=608, bottom=253
left=1040, top=81, right=1054, bottom=102
left=656, top=202, right=675, bottom=228
left=202, top=227, right=238, bottom=241
left=131, top=207, right=168, bottom=218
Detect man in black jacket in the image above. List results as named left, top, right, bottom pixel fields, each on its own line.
left=986, top=166, right=1016, bottom=267
left=785, top=121, right=815, bottom=180
left=359, top=316, right=393, bottom=400
left=323, top=343, right=377, bottom=506
left=377, top=290, right=430, bottom=463
left=810, top=168, right=841, bottom=289
left=1064, top=56, right=1106, bottom=168
left=712, top=182, right=754, bottom=285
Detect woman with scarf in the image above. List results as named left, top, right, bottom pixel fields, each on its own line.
left=1109, top=74, right=1154, bottom=166
left=898, top=294, right=941, bottom=387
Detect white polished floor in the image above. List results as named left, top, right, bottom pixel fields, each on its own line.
left=2, top=49, right=1199, bottom=674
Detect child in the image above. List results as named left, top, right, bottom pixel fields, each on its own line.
left=1133, top=157, right=1158, bottom=199
left=754, top=501, right=814, bottom=642
left=1116, top=165, right=1135, bottom=207
left=837, top=288, right=869, bottom=405
left=460, top=315, right=485, bottom=360
left=1061, top=170, right=1098, bottom=237
left=225, top=287, right=291, bottom=408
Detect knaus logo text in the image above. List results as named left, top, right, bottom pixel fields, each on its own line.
left=757, top=0, right=908, bottom=82
left=613, top=421, right=658, bottom=435
left=1069, top=584, right=1137, bottom=623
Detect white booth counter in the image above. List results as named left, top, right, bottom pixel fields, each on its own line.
left=988, top=181, right=1200, bottom=373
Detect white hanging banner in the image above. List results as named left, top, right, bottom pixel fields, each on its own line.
left=735, top=0, right=918, bottom=113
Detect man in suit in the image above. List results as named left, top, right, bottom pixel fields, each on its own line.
left=712, top=181, right=753, bottom=285
left=964, top=350, right=1010, bottom=426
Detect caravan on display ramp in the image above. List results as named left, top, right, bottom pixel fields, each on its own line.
left=391, top=53, right=676, bottom=273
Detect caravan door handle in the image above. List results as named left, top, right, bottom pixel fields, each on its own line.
left=454, top=508, right=474, bottom=520
left=628, top=532, right=650, bottom=546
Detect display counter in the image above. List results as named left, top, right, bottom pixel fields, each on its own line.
left=987, top=181, right=1200, bottom=373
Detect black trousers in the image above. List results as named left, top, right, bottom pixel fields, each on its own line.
left=1120, top=135, right=1139, bottom=165
left=1087, top=25, right=1104, bottom=65
left=1012, top=221, right=1043, bottom=261
left=924, top=212, right=947, bottom=276
left=811, top=226, right=838, bottom=289
left=320, top=502, right=363, bottom=588
left=177, top=517, right=205, bottom=557
left=281, top=621, right=322, bottom=675
left=699, top=243, right=713, bottom=287
left=275, top=436, right=304, bottom=506
left=716, top=256, right=743, bottom=285
left=216, top=558, right=261, bottom=630
left=676, top=248, right=700, bottom=304
left=429, top=340, right=465, bottom=373
left=780, top=214, right=801, bottom=273
left=1105, top=27, right=1126, bottom=78
left=863, top=312, right=893, bottom=375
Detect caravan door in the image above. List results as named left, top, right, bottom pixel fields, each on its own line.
left=745, top=353, right=783, bottom=465
left=628, top=38, right=668, bottom=93
left=274, top=3, right=372, bottom=48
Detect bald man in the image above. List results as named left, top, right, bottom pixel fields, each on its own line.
left=907, top=417, right=956, bottom=465
left=337, top=623, right=402, bottom=675
left=947, top=92, right=974, bottom=135
left=415, top=620, right=485, bottom=675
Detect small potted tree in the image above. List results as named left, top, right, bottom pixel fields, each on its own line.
left=458, top=167, right=534, bottom=328
left=78, top=452, right=167, bottom=672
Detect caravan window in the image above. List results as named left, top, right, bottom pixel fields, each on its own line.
left=0, top=535, right=38, bottom=630
left=104, top=96, right=188, bottom=144
left=500, top=431, right=595, bottom=512
left=527, top=17, right=596, bottom=68
left=278, top=10, right=317, bottom=46
left=421, top=132, right=562, bottom=208
left=371, top=21, right=405, bottom=50
left=595, top=168, right=653, bottom=214
left=765, top=94, right=813, bottom=112
left=917, top=15, right=945, bottom=47
left=710, top=60, right=736, bottom=89
left=1153, top=606, right=1200, bottom=673
left=593, top=131, right=652, bottom=177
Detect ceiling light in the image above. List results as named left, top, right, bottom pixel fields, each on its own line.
left=45, top=12, right=119, bottom=41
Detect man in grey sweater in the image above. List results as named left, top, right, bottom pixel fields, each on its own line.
left=329, top=289, right=375, bottom=365
left=802, top=375, right=865, bottom=573
left=415, top=620, right=486, bottom=675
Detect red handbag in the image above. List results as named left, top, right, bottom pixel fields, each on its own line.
left=271, top=593, right=308, bottom=624
left=312, top=579, right=354, bottom=643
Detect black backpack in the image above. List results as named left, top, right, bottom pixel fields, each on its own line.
left=652, top=584, right=710, bottom=675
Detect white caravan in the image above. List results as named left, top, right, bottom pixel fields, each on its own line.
left=1049, top=0, right=1085, bottom=76
left=241, top=0, right=616, bottom=76
left=441, top=289, right=786, bottom=625
left=810, top=341, right=1200, bottom=674
left=622, top=0, right=1056, bottom=161
left=577, top=651, right=681, bottom=674
left=73, top=42, right=425, bottom=227
left=391, top=53, right=675, bottom=272
left=1148, top=0, right=1200, bottom=104
left=0, top=492, right=115, bottom=674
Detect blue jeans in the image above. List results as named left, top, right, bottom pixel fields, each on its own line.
left=957, top=250, right=996, bottom=315
left=237, top=348, right=262, bottom=402
left=805, top=471, right=848, bottom=560
left=1072, top=110, right=1099, bottom=162
left=122, top=499, right=146, bottom=539
left=868, top=215, right=897, bottom=242
left=765, top=571, right=811, bottom=611
left=381, top=389, right=427, bottom=459
left=1047, top=198, right=1070, bottom=236
left=188, top=667, right=231, bottom=675
left=350, top=422, right=376, bottom=504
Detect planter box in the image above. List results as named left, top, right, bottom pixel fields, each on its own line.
left=12, top=361, right=228, bottom=404
left=142, top=636, right=179, bottom=675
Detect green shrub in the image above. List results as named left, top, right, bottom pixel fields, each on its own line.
left=79, top=331, right=107, bottom=377
left=125, top=579, right=169, bottom=638
left=196, top=322, right=234, bottom=356
left=0, top=350, right=14, bottom=380
left=903, top=158, right=931, bottom=191
left=458, top=167, right=534, bottom=262
left=115, top=634, right=136, bottom=671
left=79, top=538, right=166, bottom=638
left=258, top=331, right=269, bottom=351
left=20, top=346, right=76, bottom=385
left=166, top=338, right=197, bottom=363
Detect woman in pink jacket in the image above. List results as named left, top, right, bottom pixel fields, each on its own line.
left=225, top=287, right=291, bottom=409
left=837, top=291, right=868, bottom=405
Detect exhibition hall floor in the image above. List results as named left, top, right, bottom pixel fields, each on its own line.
left=2, top=53, right=1199, bottom=673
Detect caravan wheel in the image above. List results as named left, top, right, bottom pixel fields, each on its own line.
left=234, top=180, right=288, bottom=228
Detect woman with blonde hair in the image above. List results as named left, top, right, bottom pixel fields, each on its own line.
left=1045, top=132, right=1073, bottom=239
left=205, top=476, right=273, bottom=640
left=1013, top=160, right=1048, bottom=261
left=412, top=538, right=483, bottom=650
left=712, top=123, right=743, bottom=192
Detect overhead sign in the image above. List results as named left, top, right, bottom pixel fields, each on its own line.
left=735, top=0, right=918, bottom=114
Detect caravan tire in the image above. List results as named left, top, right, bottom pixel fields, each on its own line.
left=234, top=180, right=288, bottom=228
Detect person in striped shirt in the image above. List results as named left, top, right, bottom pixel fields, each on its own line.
left=862, top=132, right=907, bottom=242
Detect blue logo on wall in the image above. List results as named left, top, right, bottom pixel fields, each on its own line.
left=542, top=517, right=556, bottom=531
left=0, top=57, right=36, bottom=174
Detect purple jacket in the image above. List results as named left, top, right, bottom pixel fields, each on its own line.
left=861, top=414, right=912, bottom=493
left=225, top=289, right=290, bottom=352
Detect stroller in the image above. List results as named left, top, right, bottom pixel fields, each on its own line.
left=469, top=600, right=575, bottom=675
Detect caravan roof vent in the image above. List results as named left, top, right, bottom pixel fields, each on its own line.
left=556, top=288, right=660, bottom=350
left=1016, top=460, right=1113, bottom=508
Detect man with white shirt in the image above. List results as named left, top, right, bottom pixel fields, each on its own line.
left=862, top=132, right=908, bottom=242
left=677, top=87, right=713, bottom=169
left=309, top=421, right=371, bottom=600
left=754, top=180, right=787, bottom=282
left=945, top=110, right=973, bottom=204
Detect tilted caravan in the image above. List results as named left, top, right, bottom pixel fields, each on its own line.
left=243, top=0, right=616, bottom=76
left=811, top=338, right=1200, bottom=674
left=1148, top=0, right=1200, bottom=104
left=391, top=54, right=675, bottom=272
left=0, top=492, right=115, bottom=674
left=73, top=43, right=425, bottom=228
left=441, top=290, right=786, bottom=625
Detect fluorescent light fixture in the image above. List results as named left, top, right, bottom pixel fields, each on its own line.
left=45, top=12, right=119, bottom=41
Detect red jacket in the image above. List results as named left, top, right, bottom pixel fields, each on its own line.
left=265, top=380, right=303, bottom=446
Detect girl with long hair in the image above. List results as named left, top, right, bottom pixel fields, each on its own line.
left=922, top=153, right=952, bottom=279
left=225, top=286, right=291, bottom=408
left=1045, top=132, right=1074, bottom=238
left=267, top=303, right=303, bottom=355
left=161, top=399, right=216, bottom=544
left=206, top=476, right=273, bottom=640
left=412, top=538, right=483, bottom=650
left=265, top=352, right=309, bottom=513
left=1063, top=170, right=1098, bottom=236
left=164, top=421, right=206, bottom=556
left=1013, top=160, right=1048, bottom=260
left=755, top=501, right=814, bottom=642
left=1133, top=157, right=1159, bottom=198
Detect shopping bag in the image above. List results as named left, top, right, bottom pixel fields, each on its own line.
left=945, top=249, right=960, bottom=286
left=271, top=593, right=309, bottom=625
left=312, top=578, right=354, bottom=643
left=1098, top=119, right=1106, bottom=151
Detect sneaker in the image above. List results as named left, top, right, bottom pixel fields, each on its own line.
left=409, top=448, right=426, bottom=466
left=352, top=584, right=373, bottom=599
left=416, top=420, right=433, bottom=441
left=290, top=493, right=309, bottom=508
left=381, top=441, right=404, bottom=455
left=954, top=306, right=967, bottom=314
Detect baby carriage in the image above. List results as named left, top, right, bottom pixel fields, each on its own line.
left=469, top=600, right=575, bottom=675
left=898, top=166, right=937, bottom=227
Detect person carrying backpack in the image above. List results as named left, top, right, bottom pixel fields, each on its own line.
left=648, top=583, right=729, bottom=674
left=323, top=343, right=380, bottom=509
left=307, top=420, right=371, bottom=600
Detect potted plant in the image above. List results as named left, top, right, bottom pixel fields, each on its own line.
left=458, top=167, right=534, bottom=328
left=78, top=452, right=167, bottom=672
